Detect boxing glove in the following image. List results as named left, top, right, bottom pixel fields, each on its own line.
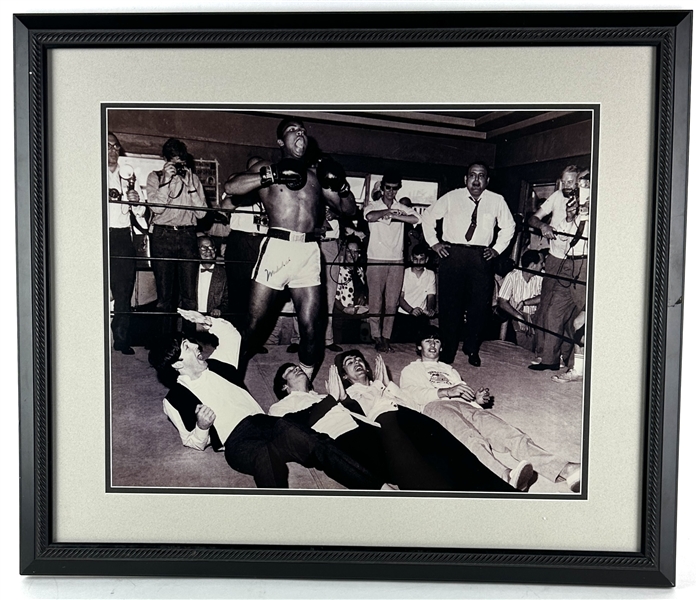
left=259, top=157, right=307, bottom=191
left=317, top=157, right=351, bottom=197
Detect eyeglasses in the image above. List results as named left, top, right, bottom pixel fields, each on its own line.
left=108, top=142, right=121, bottom=150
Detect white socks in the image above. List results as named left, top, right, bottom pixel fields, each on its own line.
left=299, top=362, right=314, bottom=380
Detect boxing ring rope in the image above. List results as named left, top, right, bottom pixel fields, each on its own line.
left=109, top=199, right=587, bottom=344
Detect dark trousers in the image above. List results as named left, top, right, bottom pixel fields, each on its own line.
left=224, top=230, right=264, bottom=330
left=538, top=254, right=586, bottom=365
left=223, top=414, right=382, bottom=489
left=150, top=225, right=199, bottom=336
left=109, top=227, right=136, bottom=348
left=391, top=312, right=431, bottom=343
left=438, top=245, right=494, bottom=362
left=334, top=424, right=390, bottom=483
left=377, top=408, right=514, bottom=492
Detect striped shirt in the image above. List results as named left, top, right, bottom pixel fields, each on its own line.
left=498, top=269, right=543, bottom=315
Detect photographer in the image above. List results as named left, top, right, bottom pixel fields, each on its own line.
left=146, top=138, right=208, bottom=336
left=527, top=165, right=588, bottom=374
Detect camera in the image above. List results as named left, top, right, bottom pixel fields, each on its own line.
left=108, top=188, right=123, bottom=201
left=175, top=163, right=188, bottom=178
left=253, top=213, right=269, bottom=228
left=561, top=187, right=579, bottom=200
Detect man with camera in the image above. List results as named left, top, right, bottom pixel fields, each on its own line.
left=224, top=117, right=356, bottom=380
left=527, top=165, right=589, bottom=373
left=107, top=132, right=145, bottom=354
left=146, top=138, right=208, bottom=337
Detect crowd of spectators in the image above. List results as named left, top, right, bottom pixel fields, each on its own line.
left=108, top=130, right=588, bottom=386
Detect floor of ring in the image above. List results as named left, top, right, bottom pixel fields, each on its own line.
left=109, top=340, right=583, bottom=493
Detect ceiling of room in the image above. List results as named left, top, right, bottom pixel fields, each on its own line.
left=244, top=109, right=593, bottom=143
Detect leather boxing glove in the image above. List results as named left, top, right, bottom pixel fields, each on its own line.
left=259, top=157, right=307, bottom=191
left=316, top=157, right=351, bottom=197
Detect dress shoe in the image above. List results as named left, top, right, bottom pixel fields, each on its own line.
left=508, top=460, right=535, bottom=492
left=467, top=352, right=481, bottom=367
left=114, top=344, right=135, bottom=355
left=528, top=362, right=560, bottom=371
left=565, top=467, right=581, bottom=493
left=325, top=343, right=343, bottom=352
left=256, top=346, right=269, bottom=354
left=286, top=343, right=299, bottom=353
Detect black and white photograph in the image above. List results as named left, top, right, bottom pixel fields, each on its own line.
left=106, top=107, right=593, bottom=496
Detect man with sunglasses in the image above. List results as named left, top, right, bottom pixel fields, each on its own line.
left=106, top=132, right=145, bottom=354
left=364, top=169, right=420, bottom=353
left=421, top=162, right=515, bottom=366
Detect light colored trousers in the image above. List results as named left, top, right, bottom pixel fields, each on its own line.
left=423, top=400, right=568, bottom=482
left=367, top=260, right=404, bottom=341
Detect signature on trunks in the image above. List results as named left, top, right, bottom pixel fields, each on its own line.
left=265, top=258, right=291, bottom=282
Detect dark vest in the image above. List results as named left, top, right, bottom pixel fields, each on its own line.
left=165, top=359, right=244, bottom=451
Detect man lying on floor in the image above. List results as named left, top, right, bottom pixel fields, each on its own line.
left=148, top=309, right=383, bottom=490
left=330, top=349, right=516, bottom=493
left=399, top=325, right=581, bottom=492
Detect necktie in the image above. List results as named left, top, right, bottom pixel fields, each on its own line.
left=465, top=196, right=479, bottom=242
left=201, top=266, right=214, bottom=273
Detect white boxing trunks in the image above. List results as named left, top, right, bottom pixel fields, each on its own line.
left=252, top=236, right=321, bottom=290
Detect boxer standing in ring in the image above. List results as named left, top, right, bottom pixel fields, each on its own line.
left=224, top=117, right=356, bottom=380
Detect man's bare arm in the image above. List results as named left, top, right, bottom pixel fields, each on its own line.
left=322, top=187, right=356, bottom=217
left=224, top=164, right=267, bottom=197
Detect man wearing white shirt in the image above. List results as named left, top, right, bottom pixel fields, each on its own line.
left=221, top=156, right=269, bottom=332
left=497, top=250, right=544, bottom=352
left=399, top=326, right=581, bottom=492
left=270, top=362, right=389, bottom=485
left=334, top=349, right=515, bottom=492
left=527, top=165, right=589, bottom=373
left=364, top=169, right=420, bottom=353
left=421, top=162, right=516, bottom=366
left=394, top=244, right=437, bottom=342
left=107, top=132, right=145, bottom=355
left=149, top=309, right=381, bottom=490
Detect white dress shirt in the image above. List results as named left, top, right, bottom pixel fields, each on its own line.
left=421, top=188, right=515, bottom=255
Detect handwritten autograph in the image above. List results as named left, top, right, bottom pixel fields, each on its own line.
left=265, top=258, right=291, bottom=282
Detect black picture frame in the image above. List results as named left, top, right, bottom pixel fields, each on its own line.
left=14, top=10, right=691, bottom=587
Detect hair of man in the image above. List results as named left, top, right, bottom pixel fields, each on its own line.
left=466, top=161, right=490, bottom=179
left=276, top=117, right=305, bottom=141
left=334, top=349, right=374, bottom=387
left=521, top=249, right=542, bottom=269
left=162, top=137, right=189, bottom=161
left=273, top=362, right=299, bottom=400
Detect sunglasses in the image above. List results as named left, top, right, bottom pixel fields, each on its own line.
left=383, top=184, right=400, bottom=191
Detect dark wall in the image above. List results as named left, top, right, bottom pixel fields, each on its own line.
left=108, top=109, right=592, bottom=214
left=493, top=120, right=593, bottom=215
left=496, top=120, right=592, bottom=169
left=107, top=109, right=497, bottom=196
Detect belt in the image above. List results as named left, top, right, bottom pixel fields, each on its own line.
left=153, top=224, right=196, bottom=231
left=446, top=243, right=486, bottom=249
left=267, top=228, right=320, bottom=243
left=568, top=255, right=588, bottom=260
left=229, top=229, right=265, bottom=237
